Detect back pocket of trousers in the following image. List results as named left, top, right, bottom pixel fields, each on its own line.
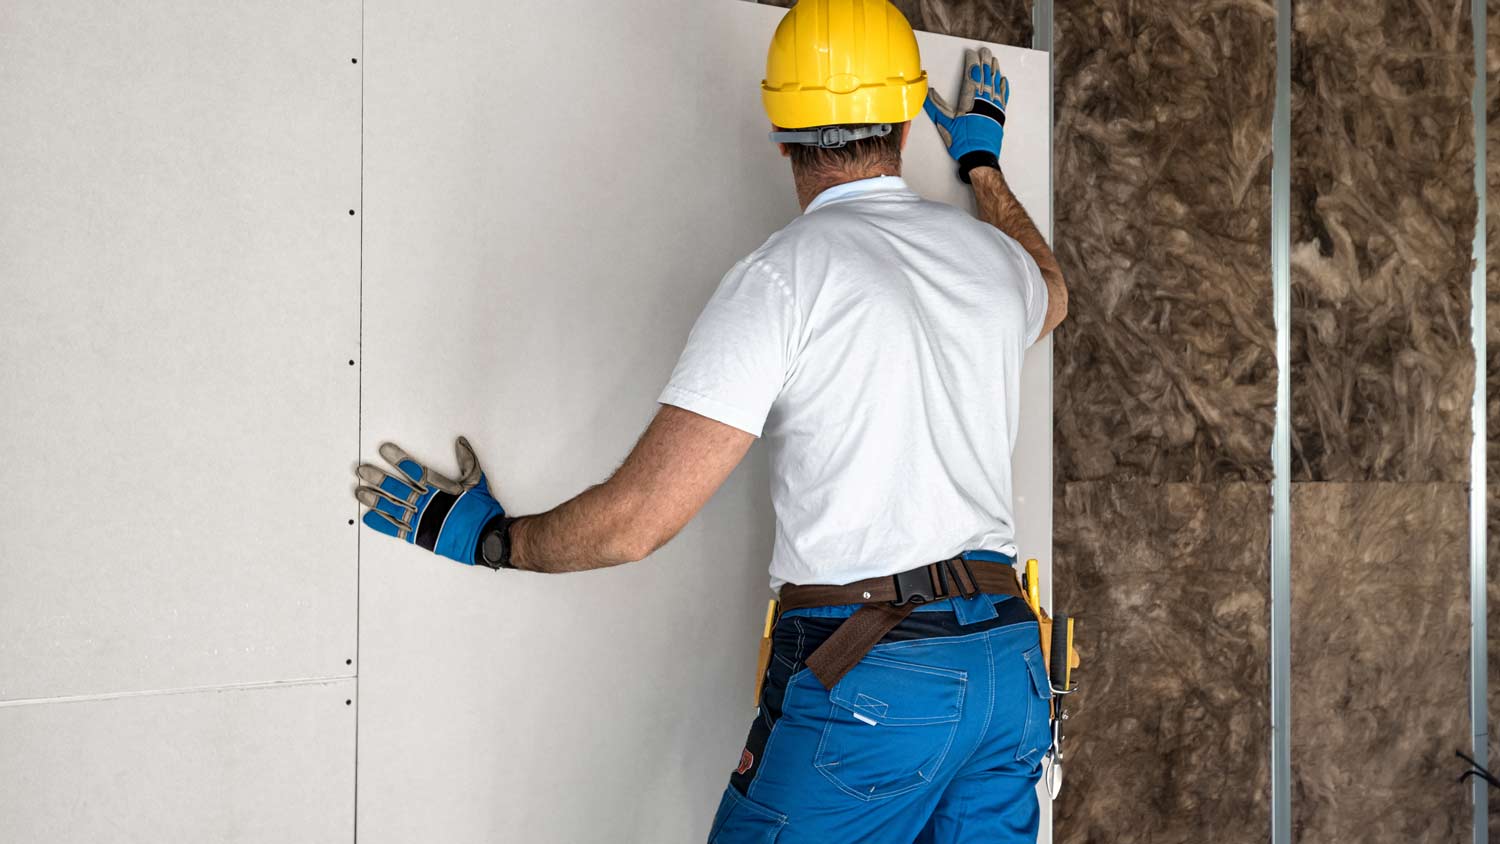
left=707, top=786, right=787, bottom=843
left=812, top=654, right=966, bottom=801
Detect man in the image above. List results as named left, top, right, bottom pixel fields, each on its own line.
left=354, top=0, right=1066, bottom=840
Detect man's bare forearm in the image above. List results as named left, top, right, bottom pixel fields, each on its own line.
left=507, top=482, right=641, bottom=574
left=969, top=166, right=1068, bottom=335
left=507, top=405, right=753, bottom=573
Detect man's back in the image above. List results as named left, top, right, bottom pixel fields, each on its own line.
left=660, top=175, right=1048, bottom=588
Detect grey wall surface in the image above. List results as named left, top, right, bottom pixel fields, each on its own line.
left=0, top=0, right=360, bottom=703
left=0, top=0, right=359, bottom=839
left=0, top=0, right=1049, bottom=840
left=357, top=2, right=1051, bottom=841
left=0, top=680, right=357, bottom=842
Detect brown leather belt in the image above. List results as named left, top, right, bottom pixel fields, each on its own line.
left=779, top=557, right=1030, bottom=690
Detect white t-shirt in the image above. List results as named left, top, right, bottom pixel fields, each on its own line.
left=659, top=176, right=1047, bottom=591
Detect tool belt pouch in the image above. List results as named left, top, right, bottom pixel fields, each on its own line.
left=1034, top=605, right=1081, bottom=718
left=751, top=600, right=778, bottom=706
left=1036, top=607, right=1057, bottom=718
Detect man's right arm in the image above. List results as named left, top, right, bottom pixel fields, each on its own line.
left=969, top=165, right=1068, bottom=339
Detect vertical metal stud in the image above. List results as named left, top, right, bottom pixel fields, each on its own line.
left=1033, top=0, right=1053, bottom=245
left=1033, top=4, right=1054, bottom=842
left=1470, top=0, right=1489, bottom=839
left=1270, top=0, right=1293, bottom=840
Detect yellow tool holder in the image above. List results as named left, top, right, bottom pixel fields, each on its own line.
left=752, top=599, right=778, bottom=706
left=1023, top=558, right=1080, bottom=705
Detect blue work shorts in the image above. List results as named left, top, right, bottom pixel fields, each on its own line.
left=708, top=592, right=1051, bottom=843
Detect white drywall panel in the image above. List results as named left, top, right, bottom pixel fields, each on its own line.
left=0, top=679, right=356, bottom=843
left=358, top=1, right=1050, bottom=841
left=0, top=0, right=361, bottom=701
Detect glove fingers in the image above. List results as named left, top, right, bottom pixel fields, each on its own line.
left=357, top=484, right=417, bottom=522
left=356, top=484, right=417, bottom=542
left=358, top=463, right=420, bottom=503
left=423, top=469, right=462, bottom=495
left=959, top=49, right=979, bottom=114
left=924, top=91, right=956, bottom=126
left=378, top=443, right=429, bottom=490
left=978, top=47, right=995, bottom=89
left=453, top=436, right=483, bottom=488
left=356, top=464, right=391, bottom=488
left=361, top=507, right=409, bottom=540
left=986, top=52, right=1007, bottom=107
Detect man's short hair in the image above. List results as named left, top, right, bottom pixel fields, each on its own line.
left=783, top=123, right=903, bottom=179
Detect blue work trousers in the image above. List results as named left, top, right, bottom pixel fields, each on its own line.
left=709, top=591, right=1050, bottom=843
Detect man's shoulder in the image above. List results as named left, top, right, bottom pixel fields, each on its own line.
left=768, top=194, right=1003, bottom=254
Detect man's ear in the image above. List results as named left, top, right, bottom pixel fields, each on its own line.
left=899, top=120, right=912, bottom=150
left=772, top=125, right=791, bottom=158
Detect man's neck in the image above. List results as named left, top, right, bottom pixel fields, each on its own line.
left=795, top=167, right=900, bottom=211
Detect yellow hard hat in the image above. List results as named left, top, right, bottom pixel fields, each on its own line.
left=762, top=0, right=928, bottom=130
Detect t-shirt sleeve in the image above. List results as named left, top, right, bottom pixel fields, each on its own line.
left=658, top=260, right=800, bottom=437
left=1017, top=246, right=1050, bottom=347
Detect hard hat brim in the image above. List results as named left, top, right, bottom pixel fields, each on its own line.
left=762, top=75, right=928, bottom=130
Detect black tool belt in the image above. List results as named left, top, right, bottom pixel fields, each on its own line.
left=778, top=558, right=1030, bottom=689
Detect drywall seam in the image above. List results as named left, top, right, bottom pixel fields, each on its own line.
left=355, top=3, right=366, bottom=843
left=1270, top=0, right=1293, bottom=839
left=1470, top=0, right=1489, bottom=838
left=0, top=674, right=357, bottom=709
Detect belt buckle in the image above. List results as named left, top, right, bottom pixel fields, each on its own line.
left=890, top=567, right=935, bottom=606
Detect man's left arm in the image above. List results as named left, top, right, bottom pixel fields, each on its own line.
left=355, top=406, right=751, bottom=572
left=509, top=404, right=753, bottom=572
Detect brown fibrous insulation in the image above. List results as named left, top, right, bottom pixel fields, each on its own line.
left=754, top=0, right=1032, bottom=48
left=1291, top=0, right=1476, bottom=481
left=1053, top=0, right=1277, bottom=483
left=1290, top=483, right=1470, bottom=841
left=1486, top=0, right=1498, bottom=835
left=1053, top=482, right=1271, bottom=843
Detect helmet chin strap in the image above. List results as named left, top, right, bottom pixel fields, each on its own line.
left=769, top=123, right=893, bottom=149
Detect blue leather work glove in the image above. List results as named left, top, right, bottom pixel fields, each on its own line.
left=354, top=436, right=504, bottom=566
left=923, top=46, right=1009, bottom=183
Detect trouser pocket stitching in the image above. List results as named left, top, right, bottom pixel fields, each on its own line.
left=809, top=655, right=967, bottom=801
left=1014, top=644, right=1054, bottom=763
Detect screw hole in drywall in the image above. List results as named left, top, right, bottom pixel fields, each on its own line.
left=346, top=699, right=352, bottom=706
left=351, top=58, right=358, bottom=64
left=348, top=519, right=354, bottom=525
left=346, top=659, right=353, bottom=665
left=348, top=359, right=355, bottom=366
left=348, top=209, right=356, bottom=216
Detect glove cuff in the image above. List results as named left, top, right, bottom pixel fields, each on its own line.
left=958, top=151, right=1000, bottom=184
left=476, top=514, right=517, bottom=569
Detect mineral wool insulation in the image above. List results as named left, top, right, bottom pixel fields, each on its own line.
left=756, top=0, right=1031, bottom=49
left=1290, top=0, right=1475, bottom=484
left=1487, top=0, right=1499, bottom=836
left=1047, top=0, right=1277, bottom=840
left=1289, top=0, right=1476, bottom=839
